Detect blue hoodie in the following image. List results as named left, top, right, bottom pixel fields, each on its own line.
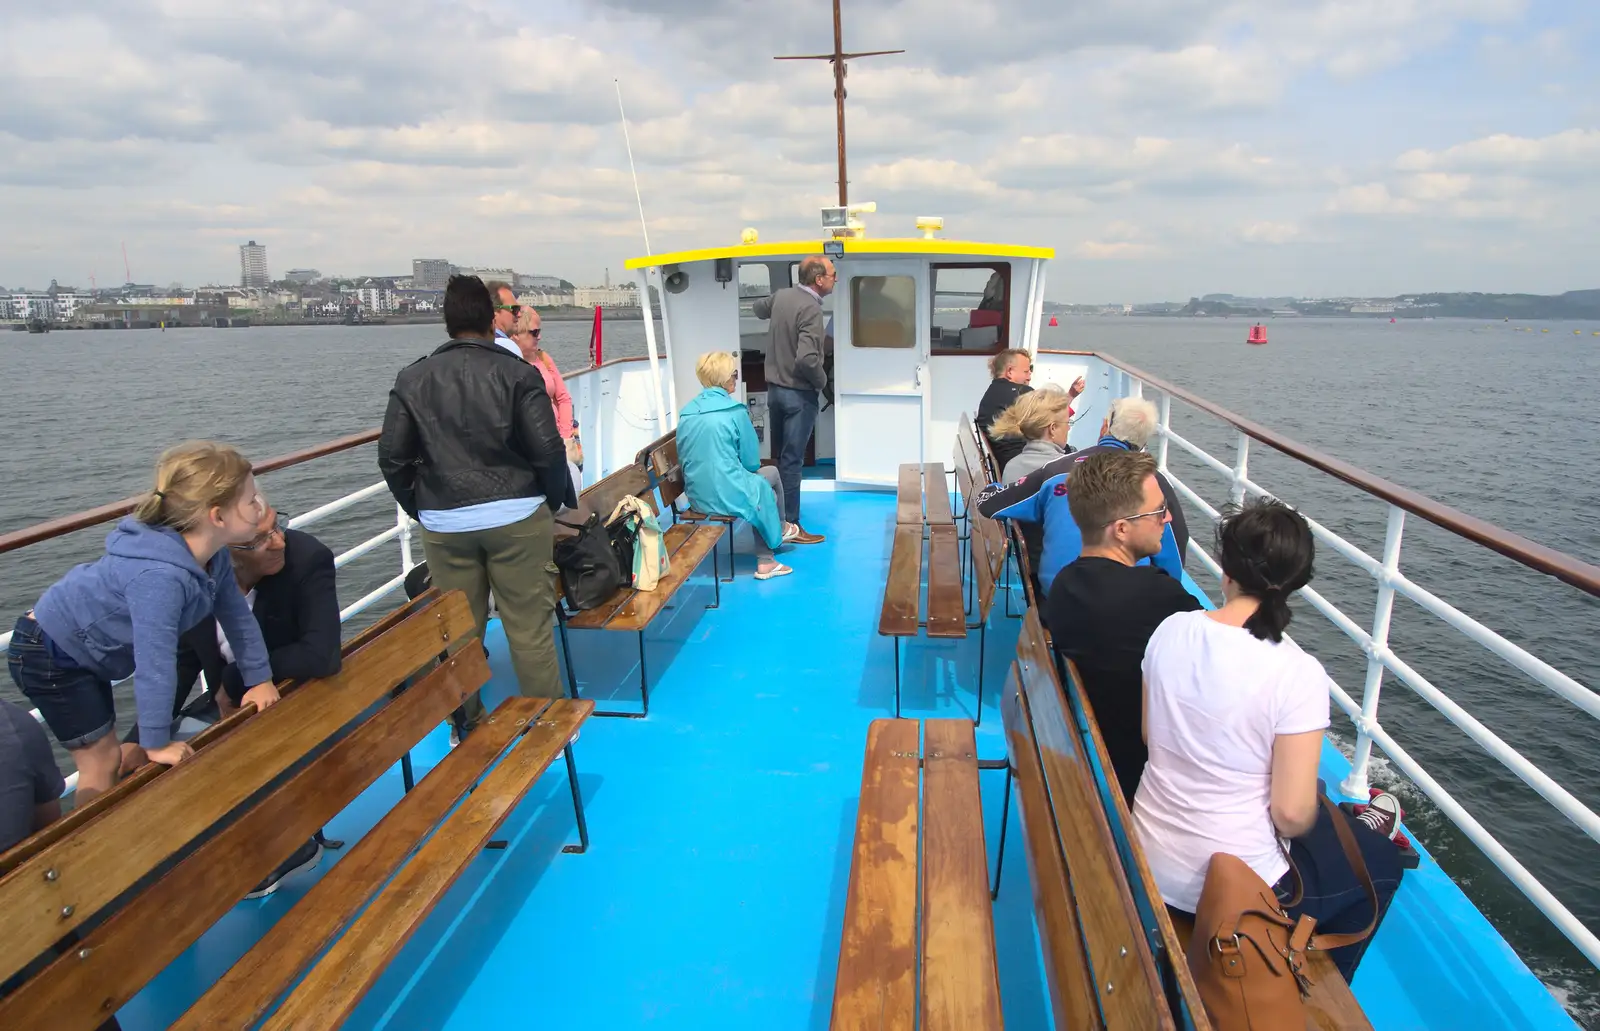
left=973, top=438, right=1188, bottom=593
left=676, top=387, right=784, bottom=548
left=31, top=517, right=272, bottom=749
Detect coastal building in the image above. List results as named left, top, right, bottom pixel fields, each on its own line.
left=517, top=289, right=576, bottom=307
left=518, top=273, right=565, bottom=291
left=356, top=280, right=396, bottom=313
left=573, top=283, right=639, bottom=309
left=412, top=258, right=451, bottom=291
left=7, top=293, right=53, bottom=321
left=240, top=241, right=269, bottom=289
left=469, top=266, right=517, bottom=285
left=284, top=268, right=322, bottom=285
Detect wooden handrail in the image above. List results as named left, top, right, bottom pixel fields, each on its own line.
left=1082, top=351, right=1600, bottom=598
left=0, top=355, right=652, bottom=557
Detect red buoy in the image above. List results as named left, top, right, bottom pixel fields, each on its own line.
left=1247, top=323, right=1268, bottom=345
left=1048, top=315, right=1058, bottom=326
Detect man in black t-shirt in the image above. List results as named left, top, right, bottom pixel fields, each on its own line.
left=1046, top=451, right=1202, bottom=806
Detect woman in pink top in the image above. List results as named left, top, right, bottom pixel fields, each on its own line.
left=514, top=309, right=582, bottom=493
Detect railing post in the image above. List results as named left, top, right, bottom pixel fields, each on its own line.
left=1229, top=431, right=1250, bottom=507
left=398, top=503, right=416, bottom=573
left=1155, top=394, right=1171, bottom=473
left=1340, top=504, right=1407, bottom=798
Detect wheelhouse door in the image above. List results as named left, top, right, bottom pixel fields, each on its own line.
left=832, top=260, right=928, bottom=486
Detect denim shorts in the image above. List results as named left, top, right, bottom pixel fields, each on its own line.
left=7, top=615, right=116, bottom=749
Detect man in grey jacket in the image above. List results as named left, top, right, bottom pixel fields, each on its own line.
left=752, top=255, right=834, bottom=544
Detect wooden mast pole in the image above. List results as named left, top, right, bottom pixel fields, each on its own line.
left=775, top=0, right=903, bottom=207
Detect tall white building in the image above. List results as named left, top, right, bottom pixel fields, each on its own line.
left=240, top=241, right=269, bottom=288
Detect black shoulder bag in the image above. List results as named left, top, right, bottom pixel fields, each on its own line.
left=553, top=514, right=624, bottom=610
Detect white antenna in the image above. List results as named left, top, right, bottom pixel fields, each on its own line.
left=615, top=78, right=651, bottom=255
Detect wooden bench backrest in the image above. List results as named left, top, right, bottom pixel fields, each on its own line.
left=0, top=590, right=479, bottom=986
left=634, top=429, right=677, bottom=470
left=954, top=422, right=1006, bottom=621
left=645, top=432, right=688, bottom=511
left=581, top=462, right=655, bottom=522
left=1005, top=608, right=1176, bottom=1030
left=0, top=588, right=450, bottom=880
left=897, top=463, right=923, bottom=525
left=0, top=617, right=493, bottom=1031
left=1057, top=655, right=1214, bottom=1031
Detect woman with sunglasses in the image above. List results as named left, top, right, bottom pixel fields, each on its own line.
left=513, top=308, right=582, bottom=493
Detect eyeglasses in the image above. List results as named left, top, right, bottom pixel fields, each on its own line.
left=496, top=304, right=522, bottom=315
left=1103, top=503, right=1168, bottom=528
left=232, top=515, right=287, bottom=552
left=527, top=328, right=541, bottom=338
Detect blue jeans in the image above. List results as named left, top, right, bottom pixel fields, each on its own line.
left=8, top=614, right=116, bottom=749
left=1274, top=800, right=1405, bottom=982
left=766, top=384, right=818, bottom=526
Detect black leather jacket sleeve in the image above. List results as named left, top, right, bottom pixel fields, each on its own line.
left=378, top=388, right=421, bottom=519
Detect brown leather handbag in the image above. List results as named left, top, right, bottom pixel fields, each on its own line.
left=1187, top=795, right=1378, bottom=1029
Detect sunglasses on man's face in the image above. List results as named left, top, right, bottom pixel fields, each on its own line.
left=496, top=304, right=522, bottom=315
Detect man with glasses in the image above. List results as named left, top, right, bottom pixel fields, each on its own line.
left=1046, top=451, right=1202, bottom=805
left=488, top=281, right=526, bottom=357
left=119, top=499, right=342, bottom=896
left=750, top=255, right=833, bottom=545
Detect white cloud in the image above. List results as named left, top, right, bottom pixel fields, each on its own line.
left=1241, top=221, right=1302, bottom=243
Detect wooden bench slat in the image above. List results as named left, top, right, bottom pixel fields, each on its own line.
left=830, top=718, right=921, bottom=1031
left=172, top=692, right=547, bottom=1031
left=260, top=698, right=595, bottom=1031
left=923, top=463, right=953, bottom=526
left=897, top=463, right=923, bottom=525
left=1055, top=647, right=1213, bottom=1031
left=605, top=524, right=724, bottom=632
left=879, top=526, right=923, bottom=637
left=1017, top=646, right=1174, bottom=1031
left=926, top=525, right=966, bottom=639
left=0, top=642, right=493, bottom=1031
left=0, top=588, right=449, bottom=880
left=920, top=719, right=1003, bottom=1031
left=1004, top=672, right=1104, bottom=1031
left=0, top=591, right=478, bottom=985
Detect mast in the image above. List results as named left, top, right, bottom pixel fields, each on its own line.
left=775, top=0, right=903, bottom=206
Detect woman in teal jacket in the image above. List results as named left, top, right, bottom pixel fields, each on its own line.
left=677, top=352, right=798, bottom=580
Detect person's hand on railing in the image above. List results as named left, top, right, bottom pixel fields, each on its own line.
left=145, top=741, right=194, bottom=767
left=240, top=681, right=281, bottom=713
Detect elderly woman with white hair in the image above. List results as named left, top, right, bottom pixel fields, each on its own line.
left=677, top=351, right=799, bottom=580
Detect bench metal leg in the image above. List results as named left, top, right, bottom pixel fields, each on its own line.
left=560, top=743, right=590, bottom=854
left=973, top=619, right=988, bottom=727
left=400, top=751, right=416, bottom=793
left=1002, top=550, right=1019, bottom=618
left=894, top=637, right=902, bottom=718
left=555, top=605, right=650, bottom=719
left=989, top=763, right=1013, bottom=901
left=721, top=526, right=736, bottom=584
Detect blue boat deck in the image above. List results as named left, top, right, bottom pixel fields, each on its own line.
left=118, top=488, right=1576, bottom=1029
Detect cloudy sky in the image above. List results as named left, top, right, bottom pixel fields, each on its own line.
left=2, top=0, right=1595, bottom=301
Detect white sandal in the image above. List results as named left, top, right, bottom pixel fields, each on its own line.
left=754, top=563, right=793, bottom=580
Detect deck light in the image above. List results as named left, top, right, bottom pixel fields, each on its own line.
left=741, top=227, right=759, bottom=245
left=823, top=201, right=876, bottom=238
left=915, top=216, right=943, bottom=239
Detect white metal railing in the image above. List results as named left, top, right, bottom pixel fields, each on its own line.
left=1121, top=364, right=1600, bottom=970
left=12, top=486, right=417, bottom=795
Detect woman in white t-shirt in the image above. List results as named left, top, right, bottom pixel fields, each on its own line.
left=1133, top=498, right=1404, bottom=982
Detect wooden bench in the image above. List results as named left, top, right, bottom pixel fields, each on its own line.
left=879, top=463, right=967, bottom=717
left=644, top=432, right=739, bottom=584
left=830, top=718, right=1008, bottom=1031
left=0, top=588, right=594, bottom=1031
left=555, top=460, right=725, bottom=718
left=1001, top=607, right=1190, bottom=1030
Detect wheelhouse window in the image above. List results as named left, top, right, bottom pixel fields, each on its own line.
left=850, top=275, right=916, bottom=349
left=930, top=263, right=1010, bottom=355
